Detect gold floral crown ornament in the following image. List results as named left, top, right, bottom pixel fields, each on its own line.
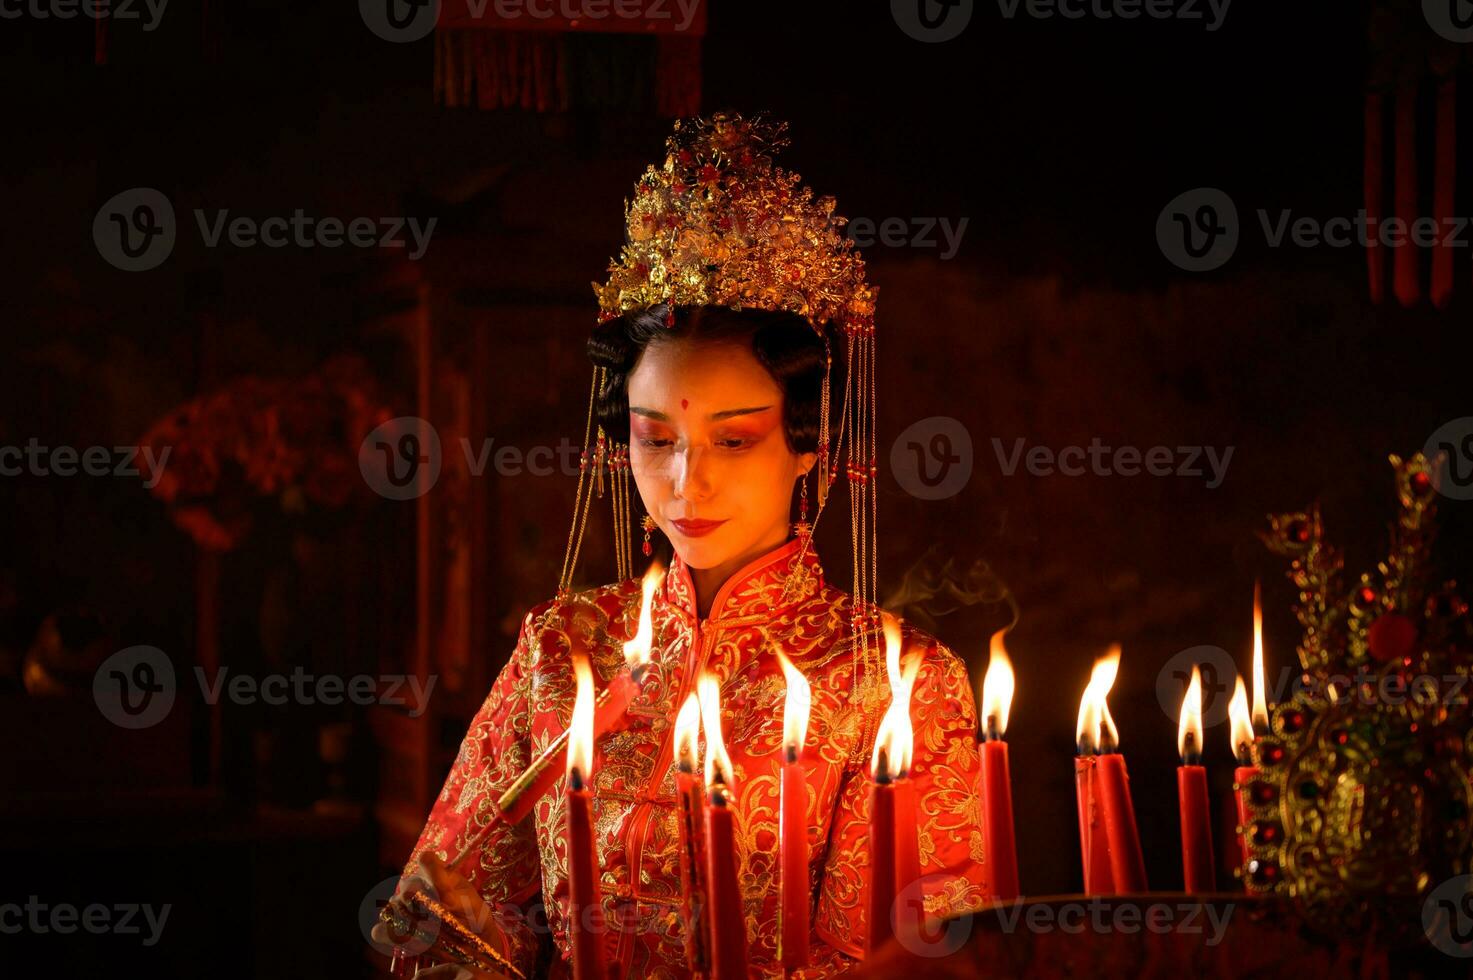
left=561, top=111, right=889, bottom=723
left=1243, top=452, right=1473, bottom=949
left=590, top=110, right=878, bottom=336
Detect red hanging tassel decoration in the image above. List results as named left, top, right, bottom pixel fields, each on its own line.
left=1393, top=82, right=1420, bottom=308
left=1363, top=90, right=1385, bottom=305
left=1431, top=74, right=1457, bottom=309
left=94, top=0, right=108, bottom=65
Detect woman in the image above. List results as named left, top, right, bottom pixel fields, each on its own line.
left=381, top=113, right=990, bottom=978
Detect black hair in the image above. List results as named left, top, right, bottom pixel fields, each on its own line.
left=586, top=304, right=841, bottom=453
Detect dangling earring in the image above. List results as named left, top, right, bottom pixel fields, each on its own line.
left=642, top=514, right=658, bottom=556
left=792, top=471, right=812, bottom=540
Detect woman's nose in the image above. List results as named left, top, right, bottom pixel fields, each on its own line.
left=673, top=445, right=713, bottom=502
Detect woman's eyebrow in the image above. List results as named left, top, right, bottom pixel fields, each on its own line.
left=629, top=405, right=774, bottom=421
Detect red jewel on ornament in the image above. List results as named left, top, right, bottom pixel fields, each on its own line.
left=642, top=540, right=652, bottom=556
left=664, top=309, right=676, bottom=327
left=1355, top=586, right=1377, bottom=608
left=1287, top=519, right=1311, bottom=544
left=1411, top=470, right=1432, bottom=495
left=1367, top=612, right=1417, bottom=664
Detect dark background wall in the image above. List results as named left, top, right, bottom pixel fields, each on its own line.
left=2, top=1, right=1471, bottom=976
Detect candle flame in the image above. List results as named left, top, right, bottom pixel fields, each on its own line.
left=567, top=654, right=595, bottom=781
left=980, top=629, right=1015, bottom=739
left=1251, top=580, right=1269, bottom=731
left=1177, top=664, right=1203, bottom=763
left=698, top=672, right=734, bottom=788
left=871, top=612, right=919, bottom=780
left=778, top=652, right=811, bottom=753
left=623, top=559, right=666, bottom=670
left=674, top=692, right=701, bottom=773
left=1075, top=644, right=1121, bottom=754
left=1228, top=675, right=1254, bottom=762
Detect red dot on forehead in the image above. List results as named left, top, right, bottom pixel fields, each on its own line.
left=681, top=398, right=689, bottom=410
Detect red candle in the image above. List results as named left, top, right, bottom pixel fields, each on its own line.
left=892, top=775, right=923, bottom=940
left=495, top=562, right=665, bottom=826
left=867, top=768, right=899, bottom=955
left=1177, top=665, right=1215, bottom=893
left=1084, top=645, right=1147, bottom=893
left=978, top=629, right=1019, bottom=901
left=699, top=674, right=748, bottom=980
left=1074, top=647, right=1121, bottom=895
left=1074, top=755, right=1114, bottom=894
left=1178, top=765, right=1213, bottom=891
left=672, top=694, right=709, bottom=974
left=1231, top=583, right=1273, bottom=876
left=1096, top=752, right=1148, bottom=893
left=867, top=613, right=917, bottom=954
left=1228, top=674, right=1260, bottom=875
left=777, top=653, right=812, bottom=971
left=566, top=656, right=604, bottom=980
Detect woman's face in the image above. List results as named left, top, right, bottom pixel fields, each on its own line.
left=627, top=338, right=816, bottom=574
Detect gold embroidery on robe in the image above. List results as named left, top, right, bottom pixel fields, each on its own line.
left=399, top=537, right=991, bottom=977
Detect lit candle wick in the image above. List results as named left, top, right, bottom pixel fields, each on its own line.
left=1180, top=731, right=1200, bottom=767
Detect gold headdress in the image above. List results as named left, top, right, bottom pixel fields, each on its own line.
left=560, top=110, right=887, bottom=708
left=590, top=111, right=877, bottom=335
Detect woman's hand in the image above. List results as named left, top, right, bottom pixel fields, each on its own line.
left=371, top=852, right=517, bottom=980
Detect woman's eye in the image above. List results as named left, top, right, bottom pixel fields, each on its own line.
left=717, top=438, right=752, bottom=450
left=638, top=438, right=673, bottom=449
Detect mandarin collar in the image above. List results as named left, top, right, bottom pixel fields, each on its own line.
left=660, top=536, right=824, bottom=625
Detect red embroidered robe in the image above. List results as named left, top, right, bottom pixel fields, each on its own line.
left=399, top=536, right=990, bottom=977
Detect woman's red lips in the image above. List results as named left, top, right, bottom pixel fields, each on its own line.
left=670, top=518, right=726, bottom=537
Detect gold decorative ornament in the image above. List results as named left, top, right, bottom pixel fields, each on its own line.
left=1244, top=452, right=1473, bottom=948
